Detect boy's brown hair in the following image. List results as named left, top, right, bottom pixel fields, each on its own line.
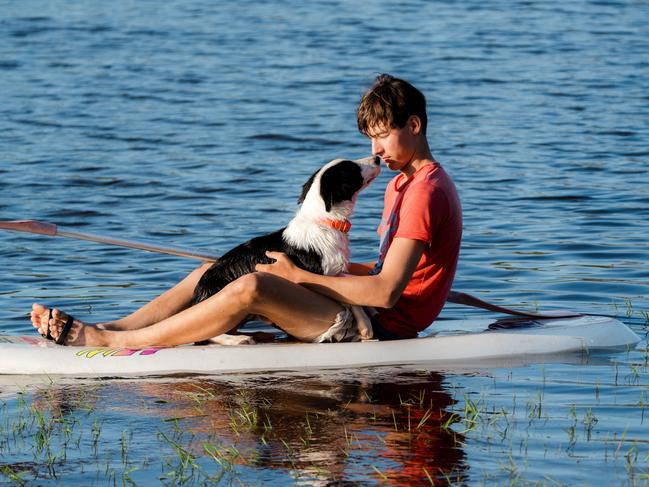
left=357, top=74, right=427, bottom=136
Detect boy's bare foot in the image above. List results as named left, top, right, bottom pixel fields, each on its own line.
left=31, top=303, right=99, bottom=346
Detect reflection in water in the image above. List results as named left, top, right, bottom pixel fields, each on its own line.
left=24, top=371, right=466, bottom=484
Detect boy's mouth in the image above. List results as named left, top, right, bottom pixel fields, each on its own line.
left=383, top=158, right=397, bottom=167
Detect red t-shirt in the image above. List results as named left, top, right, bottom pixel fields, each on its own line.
left=374, top=163, right=462, bottom=338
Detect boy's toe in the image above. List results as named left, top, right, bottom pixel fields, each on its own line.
left=31, top=303, right=52, bottom=336
left=52, top=308, right=68, bottom=325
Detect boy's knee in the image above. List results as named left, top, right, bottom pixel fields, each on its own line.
left=230, top=273, right=267, bottom=306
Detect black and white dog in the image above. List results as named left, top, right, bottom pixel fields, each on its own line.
left=192, top=156, right=381, bottom=344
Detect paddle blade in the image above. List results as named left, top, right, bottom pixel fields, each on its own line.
left=0, top=220, right=58, bottom=236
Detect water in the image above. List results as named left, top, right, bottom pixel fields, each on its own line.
left=1, top=0, right=648, bottom=484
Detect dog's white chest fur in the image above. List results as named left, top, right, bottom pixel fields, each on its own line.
left=283, top=217, right=349, bottom=275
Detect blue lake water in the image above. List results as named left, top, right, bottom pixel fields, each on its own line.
left=1, top=0, right=648, bottom=484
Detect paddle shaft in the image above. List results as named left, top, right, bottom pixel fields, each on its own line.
left=446, top=291, right=581, bottom=319
left=0, top=220, right=218, bottom=262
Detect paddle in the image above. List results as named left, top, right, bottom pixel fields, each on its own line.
left=0, top=220, right=218, bottom=262
left=446, top=290, right=581, bottom=319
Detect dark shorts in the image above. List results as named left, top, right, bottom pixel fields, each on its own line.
left=371, top=315, right=406, bottom=341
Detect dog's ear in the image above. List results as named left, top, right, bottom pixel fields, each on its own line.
left=319, top=161, right=363, bottom=212
left=298, top=168, right=319, bottom=204
left=323, top=188, right=334, bottom=213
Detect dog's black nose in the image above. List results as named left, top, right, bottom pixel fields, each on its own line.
left=373, top=155, right=381, bottom=165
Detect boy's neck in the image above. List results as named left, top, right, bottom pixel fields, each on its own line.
left=399, top=139, right=435, bottom=179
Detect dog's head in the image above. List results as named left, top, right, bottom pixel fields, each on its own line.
left=298, top=156, right=381, bottom=217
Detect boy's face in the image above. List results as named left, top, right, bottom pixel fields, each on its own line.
left=366, top=119, right=419, bottom=172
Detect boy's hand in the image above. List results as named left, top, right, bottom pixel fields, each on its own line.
left=255, top=251, right=301, bottom=283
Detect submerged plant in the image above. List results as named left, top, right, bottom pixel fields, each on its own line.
left=582, top=408, right=598, bottom=441
left=157, top=428, right=199, bottom=484
left=0, top=465, right=26, bottom=486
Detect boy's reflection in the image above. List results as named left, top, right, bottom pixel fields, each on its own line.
left=35, top=370, right=466, bottom=484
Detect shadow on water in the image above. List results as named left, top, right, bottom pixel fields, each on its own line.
left=0, top=370, right=467, bottom=484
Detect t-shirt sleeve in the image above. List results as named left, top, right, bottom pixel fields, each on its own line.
left=394, top=183, right=448, bottom=244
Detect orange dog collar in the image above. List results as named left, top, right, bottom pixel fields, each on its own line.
left=320, top=219, right=352, bottom=234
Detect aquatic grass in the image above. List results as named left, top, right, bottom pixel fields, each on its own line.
left=422, top=466, right=434, bottom=485
left=1, top=387, right=194, bottom=484
left=232, top=400, right=259, bottom=429
left=637, top=390, right=647, bottom=424
left=0, top=465, right=26, bottom=486
left=371, top=464, right=389, bottom=482
left=627, top=364, right=642, bottom=385
left=566, top=408, right=578, bottom=451
left=121, top=465, right=138, bottom=487
left=581, top=408, right=598, bottom=441
left=343, top=424, right=354, bottom=451
left=440, top=411, right=461, bottom=438
left=280, top=438, right=299, bottom=470
left=0, top=361, right=647, bottom=486
left=641, top=310, right=649, bottom=326
left=91, top=418, right=102, bottom=458
left=460, top=393, right=485, bottom=433
left=175, top=383, right=217, bottom=413
left=201, top=443, right=246, bottom=484
left=416, top=406, right=434, bottom=430
left=157, top=428, right=200, bottom=484
left=203, top=442, right=240, bottom=469
left=120, top=428, right=133, bottom=467
left=224, top=389, right=270, bottom=437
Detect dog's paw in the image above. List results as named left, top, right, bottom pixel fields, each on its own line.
left=350, top=305, right=374, bottom=340
left=209, top=334, right=257, bottom=346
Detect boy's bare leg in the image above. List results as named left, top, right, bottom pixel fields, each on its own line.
left=104, top=262, right=212, bottom=330
left=38, top=272, right=344, bottom=347
left=31, top=263, right=212, bottom=333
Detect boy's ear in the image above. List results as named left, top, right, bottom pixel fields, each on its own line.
left=408, top=115, right=422, bottom=135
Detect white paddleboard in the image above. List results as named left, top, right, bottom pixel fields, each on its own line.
left=0, top=315, right=640, bottom=377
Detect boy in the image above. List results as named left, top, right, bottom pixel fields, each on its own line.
left=259, top=74, right=462, bottom=339
left=32, top=74, right=462, bottom=346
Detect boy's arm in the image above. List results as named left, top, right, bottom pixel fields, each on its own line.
left=256, top=238, right=425, bottom=308
left=346, top=261, right=376, bottom=275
